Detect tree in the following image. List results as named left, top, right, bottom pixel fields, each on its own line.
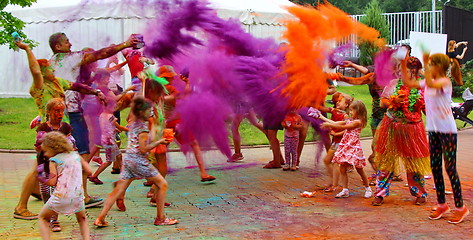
left=359, top=0, right=390, bottom=66
left=0, top=0, right=38, bottom=49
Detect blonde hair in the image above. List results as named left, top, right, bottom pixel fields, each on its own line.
left=349, top=100, right=367, bottom=128
left=429, top=53, right=463, bottom=86
left=41, top=131, right=73, bottom=155
left=45, top=98, right=65, bottom=121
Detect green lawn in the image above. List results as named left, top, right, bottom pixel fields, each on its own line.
left=1, top=85, right=471, bottom=149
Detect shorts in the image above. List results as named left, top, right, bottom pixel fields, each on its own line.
left=103, top=144, right=120, bottom=162
left=68, top=112, right=90, bottom=155
left=263, top=121, right=283, bottom=130
left=370, top=116, right=383, bottom=130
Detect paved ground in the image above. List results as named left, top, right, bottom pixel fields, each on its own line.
left=1, top=129, right=473, bottom=240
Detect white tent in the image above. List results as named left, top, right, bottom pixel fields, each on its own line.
left=1, top=0, right=294, bottom=97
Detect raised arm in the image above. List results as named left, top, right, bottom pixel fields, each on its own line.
left=456, top=46, right=468, bottom=60
left=342, top=60, right=370, bottom=75
left=15, top=41, right=43, bottom=89
left=422, top=53, right=450, bottom=89
left=81, top=35, right=140, bottom=65
left=104, top=60, right=128, bottom=73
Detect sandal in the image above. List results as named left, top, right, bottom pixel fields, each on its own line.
left=372, top=197, right=384, bottom=206
left=116, top=199, right=126, bottom=211
left=13, top=208, right=38, bottom=220
left=263, top=161, right=282, bottom=169
left=201, top=176, right=216, bottom=182
left=154, top=217, right=178, bottom=226
left=324, top=185, right=336, bottom=192
left=93, top=218, right=109, bottom=227
left=50, top=220, right=62, bottom=232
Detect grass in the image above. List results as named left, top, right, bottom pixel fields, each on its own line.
left=1, top=85, right=471, bottom=149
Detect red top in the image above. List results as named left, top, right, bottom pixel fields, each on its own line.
left=126, top=50, right=144, bottom=78
left=331, top=109, right=346, bottom=143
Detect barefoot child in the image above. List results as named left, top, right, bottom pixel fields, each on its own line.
left=94, top=96, right=177, bottom=226
left=320, top=100, right=372, bottom=198
left=38, top=131, right=93, bottom=240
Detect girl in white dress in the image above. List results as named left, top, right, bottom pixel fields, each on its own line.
left=38, top=131, right=93, bottom=240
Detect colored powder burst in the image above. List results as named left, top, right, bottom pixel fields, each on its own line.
left=374, top=48, right=397, bottom=87
left=281, top=2, right=385, bottom=109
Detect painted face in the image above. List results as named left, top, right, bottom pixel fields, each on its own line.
left=56, top=36, right=72, bottom=53
left=49, top=104, right=65, bottom=124
left=41, top=144, right=55, bottom=158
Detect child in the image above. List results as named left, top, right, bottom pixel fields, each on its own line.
left=402, top=53, right=469, bottom=224
left=320, top=100, right=372, bottom=199
left=35, top=98, right=74, bottom=232
left=94, top=96, right=177, bottom=227
left=38, top=131, right=93, bottom=240
left=321, top=93, right=352, bottom=192
left=88, top=70, right=129, bottom=184
left=281, top=108, right=303, bottom=171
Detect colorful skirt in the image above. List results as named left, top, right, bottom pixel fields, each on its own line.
left=374, top=116, right=430, bottom=174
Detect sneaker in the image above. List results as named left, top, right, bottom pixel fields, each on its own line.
left=335, top=190, right=349, bottom=198
left=85, top=197, right=104, bottom=208
left=50, top=220, right=61, bottom=232
left=88, top=176, right=103, bottom=185
left=364, top=188, right=373, bottom=198
left=91, top=156, right=103, bottom=165
left=429, top=204, right=450, bottom=220
left=448, top=206, right=470, bottom=224
left=227, top=153, right=244, bottom=163
left=415, top=197, right=426, bottom=205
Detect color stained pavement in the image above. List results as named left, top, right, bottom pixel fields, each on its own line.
left=1, top=129, right=473, bottom=240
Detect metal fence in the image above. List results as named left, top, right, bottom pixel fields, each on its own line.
left=344, top=10, right=443, bottom=59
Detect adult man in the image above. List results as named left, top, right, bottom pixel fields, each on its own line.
left=48, top=32, right=141, bottom=208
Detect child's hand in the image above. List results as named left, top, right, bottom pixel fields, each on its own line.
left=14, top=40, right=30, bottom=50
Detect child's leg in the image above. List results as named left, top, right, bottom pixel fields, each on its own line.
left=296, top=120, right=309, bottom=165
left=429, top=132, right=446, bottom=205
left=291, top=136, right=299, bottom=167
left=406, top=172, right=427, bottom=197
left=284, top=136, right=291, bottom=166
left=190, top=140, right=213, bottom=179
left=75, top=210, right=90, bottom=240
left=91, top=162, right=112, bottom=178
left=149, top=153, right=167, bottom=198
left=38, top=205, right=57, bottom=240
left=39, top=183, right=59, bottom=223
left=332, top=163, right=340, bottom=187
left=441, top=133, right=463, bottom=208
left=231, top=114, right=244, bottom=155
left=323, top=148, right=336, bottom=183
left=147, top=174, right=168, bottom=220
left=339, top=164, right=349, bottom=189
left=355, top=167, right=369, bottom=187
left=96, top=179, right=133, bottom=221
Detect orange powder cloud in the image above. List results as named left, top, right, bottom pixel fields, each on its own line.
left=281, top=2, right=385, bottom=108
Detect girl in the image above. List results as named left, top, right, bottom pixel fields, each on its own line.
left=281, top=108, right=303, bottom=171
left=402, top=53, right=469, bottom=224
left=372, top=56, right=430, bottom=206
left=320, top=100, right=372, bottom=199
left=35, top=98, right=74, bottom=232
left=94, top=96, right=177, bottom=227
left=38, top=131, right=93, bottom=240
left=320, top=93, right=352, bottom=192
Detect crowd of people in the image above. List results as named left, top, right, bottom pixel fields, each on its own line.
left=8, top=10, right=471, bottom=240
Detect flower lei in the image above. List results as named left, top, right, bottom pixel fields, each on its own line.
left=388, top=79, right=425, bottom=122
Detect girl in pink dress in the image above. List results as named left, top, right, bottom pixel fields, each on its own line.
left=321, top=100, right=372, bottom=199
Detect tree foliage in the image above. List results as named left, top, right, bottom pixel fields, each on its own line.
left=359, top=0, right=390, bottom=66
left=0, top=0, right=38, bottom=49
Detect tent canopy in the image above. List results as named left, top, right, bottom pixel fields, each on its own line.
left=6, top=0, right=294, bottom=25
